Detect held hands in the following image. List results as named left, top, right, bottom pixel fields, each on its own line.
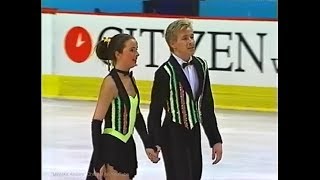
left=212, top=143, right=223, bottom=165
left=94, top=164, right=106, bottom=180
left=146, top=145, right=161, bottom=163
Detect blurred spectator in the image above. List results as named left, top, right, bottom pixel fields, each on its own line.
left=145, top=0, right=199, bottom=16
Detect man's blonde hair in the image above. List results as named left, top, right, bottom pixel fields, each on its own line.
left=165, top=19, right=193, bottom=52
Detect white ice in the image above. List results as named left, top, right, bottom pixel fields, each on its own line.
left=42, top=98, right=278, bottom=180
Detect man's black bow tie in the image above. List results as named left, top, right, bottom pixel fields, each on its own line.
left=182, top=60, right=194, bottom=68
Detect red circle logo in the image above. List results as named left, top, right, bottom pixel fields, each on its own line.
left=64, top=26, right=92, bottom=63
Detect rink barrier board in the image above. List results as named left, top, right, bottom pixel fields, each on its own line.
left=42, top=74, right=277, bottom=112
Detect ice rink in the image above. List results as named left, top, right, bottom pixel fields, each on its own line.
left=42, top=98, right=278, bottom=180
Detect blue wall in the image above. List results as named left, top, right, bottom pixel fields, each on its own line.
left=42, top=0, right=143, bottom=13
left=200, top=0, right=277, bottom=19
left=42, top=0, right=277, bottom=19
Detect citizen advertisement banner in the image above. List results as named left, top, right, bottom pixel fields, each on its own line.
left=47, top=13, right=278, bottom=87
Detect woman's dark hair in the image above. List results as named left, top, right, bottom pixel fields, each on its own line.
left=95, top=33, right=134, bottom=70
